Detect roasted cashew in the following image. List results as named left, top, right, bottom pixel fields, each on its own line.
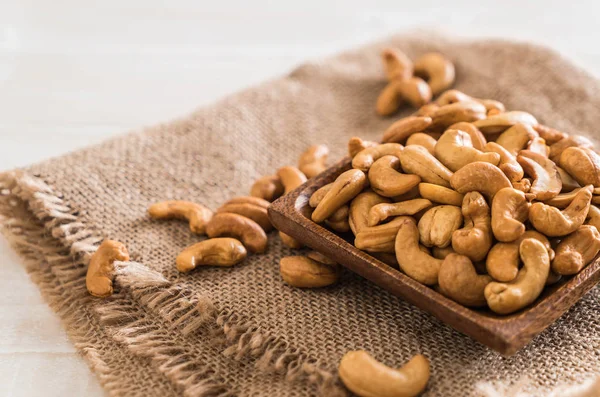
left=309, top=183, right=332, bottom=208
left=381, top=48, right=413, bottom=81
left=473, top=111, right=538, bottom=134
left=376, top=82, right=402, bottom=116
left=533, top=124, right=568, bottom=145
left=368, top=198, right=432, bottom=226
left=206, top=213, right=268, bottom=253
left=418, top=183, right=464, bottom=206
left=549, top=135, right=594, bottom=162
left=250, top=175, right=285, bottom=202
left=277, top=166, right=308, bottom=194
left=428, top=101, right=487, bottom=132
left=349, top=190, right=390, bottom=235
left=516, top=150, right=562, bottom=201
left=382, top=116, right=433, bottom=144
left=527, top=137, right=549, bottom=158
left=399, top=145, right=453, bottom=187
left=449, top=121, right=486, bottom=150
left=352, top=143, right=404, bottom=172
left=280, top=255, right=340, bottom=288
left=512, top=178, right=532, bottom=193
left=396, top=77, right=432, bottom=108
left=450, top=162, right=511, bottom=200
left=495, top=123, right=539, bottom=156
left=491, top=187, right=531, bottom=242
left=434, top=89, right=472, bottom=106
left=438, top=254, right=492, bottom=307
left=406, top=132, right=437, bottom=155
left=418, top=205, right=463, bottom=248
left=557, top=166, right=581, bottom=192
left=338, top=350, right=430, bottom=397
left=413, top=52, right=455, bottom=95
left=349, top=136, right=378, bottom=158
left=543, top=187, right=585, bottom=208
left=452, top=192, right=492, bottom=261
left=529, top=185, right=593, bottom=237
left=434, top=129, right=500, bottom=172
left=432, top=246, right=456, bottom=259
left=280, top=232, right=303, bottom=249
left=559, top=146, right=600, bottom=187
left=326, top=218, right=351, bottom=233
left=395, top=217, right=443, bottom=285
left=217, top=196, right=272, bottom=232
left=586, top=204, right=600, bottom=231
left=148, top=200, right=214, bottom=235
left=414, top=102, right=440, bottom=117
left=312, top=169, right=367, bottom=223
left=485, top=238, right=550, bottom=314
left=392, top=185, right=421, bottom=202
left=176, top=238, right=247, bottom=272
left=355, top=216, right=407, bottom=253
left=552, top=225, right=600, bottom=275
left=86, top=240, right=130, bottom=298
left=368, top=155, right=421, bottom=197
left=298, top=144, right=329, bottom=178
left=483, top=142, right=524, bottom=182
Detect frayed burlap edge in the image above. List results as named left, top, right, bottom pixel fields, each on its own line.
left=0, top=171, right=344, bottom=397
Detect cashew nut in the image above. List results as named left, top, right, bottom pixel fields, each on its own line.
left=349, top=136, right=378, bottom=158
left=395, top=217, right=443, bottom=285
left=86, top=240, right=130, bottom=298
left=280, top=232, right=304, bottom=249
left=206, top=213, right=268, bottom=253
left=414, top=52, right=455, bottom=95
left=485, top=238, right=550, bottom=314
left=396, top=77, right=433, bottom=108
left=549, top=135, right=594, bottom=163
left=309, top=183, right=332, bottom=208
left=449, top=121, right=487, bottom=150
left=277, top=166, right=308, bottom=194
left=438, top=254, right=492, bottom=307
left=543, top=187, right=586, bottom=209
left=473, top=111, right=538, bottom=134
left=376, top=82, right=402, bottom=116
left=483, top=142, right=524, bottom=182
left=148, top=200, right=214, bottom=235
left=512, top=178, right=532, bottom=193
left=414, top=102, right=440, bottom=117
left=516, top=150, right=562, bottom=201
left=434, top=89, right=472, bottom=106
left=586, top=204, right=600, bottom=231
left=452, top=192, right=492, bottom=261
left=352, top=143, right=404, bottom=172
left=298, top=144, right=329, bottom=178
left=392, top=185, right=421, bottom=202
left=533, top=124, right=568, bottom=145
left=434, top=129, right=500, bottom=172
left=399, top=145, right=453, bottom=187
left=559, top=146, right=600, bottom=187
left=381, top=48, right=413, bottom=81
left=250, top=175, right=284, bottom=202
left=312, top=169, right=367, bottom=223
left=428, top=101, right=487, bottom=132
left=368, top=198, right=432, bottom=226
left=382, top=116, right=433, bottom=144
left=355, top=216, right=407, bottom=253
left=280, top=255, right=340, bottom=288
left=418, top=205, right=463, bottom=248
left=450, top=162, right=511, bottom=200
left=529, top=185, right=593, bottom=236
left=349, top=190, right=390, bottom=235
left=176, top=238, right=247, bottom=272
left=552, top=225, right=600, bottom=275
left=491, top=187, right=531, bottom=242
left=368, top=156, right=421, bottom=197
left=217, top=196, right=272, bottom=232
left=406, top=132, right=437, bottom=155
left=557, top=166, right=581, bottom=192
left=527, top=137, right=549, bottom=158
left=495, top=123, right=539, bottom=156
left=338, top=350, right=430, bottom=397
left=418, top=183, right=464, bottom=206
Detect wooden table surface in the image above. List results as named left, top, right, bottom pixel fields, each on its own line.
left=1, top=1, right=599, bottom=395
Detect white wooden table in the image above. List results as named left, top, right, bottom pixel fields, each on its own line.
left=1, top=1, right=599, bottom=395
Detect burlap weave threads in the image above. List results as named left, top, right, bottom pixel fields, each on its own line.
left=1, top=33, right=599, bottom=396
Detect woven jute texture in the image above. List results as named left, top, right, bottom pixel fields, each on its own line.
left=1, top=33, right=599, bottom=397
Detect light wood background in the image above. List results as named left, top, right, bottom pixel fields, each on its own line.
left=1, top=1, right=599, bottom=395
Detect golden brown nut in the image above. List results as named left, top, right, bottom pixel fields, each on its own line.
left=418, top=205, right=463, bottom=248
left=449, top=122, right=487, bottom=151
left=206, top=213, right=268, bottom=253
left=148, top=200, right=214, bottom=235
left=280, top=232, right=304, bottom=249
left=352, top=143, right=404, bottom=172
left=586, top=205, right=600, bottom=231
left=355, top=216, right=407, bottom=253
left=395, top=217, right=443, bottom=285
left=413, top=52, right=455, bottom=95
left=418, top=183, right=464, bottom=206
left=396, top=77, right=433, bottom=108
left=483, top=142, right=524, bottom=182
left=348, top=137, right=378, bottom=158
left=406, top=132, right=437, bottom=155
left=512, top=178, right=532, bottom=193
left=527, top=137, right=549, bottom=158
left=495, top=123, right=539, bottom=156
left=450, top=162, right=511, bottom=200
left=349, top=190, right=390, bottom=235
left=399, top=145, right=453, bottom=187
left=250, top=175, right=285, bottom=202
left=382, top=116, right=433, bottom=143
left=277, top=166, right=308, bottom=194
left=549, top=135, right=594, bottom=162
left=414, top=102, right=440, bottom=117
left=452, top=192, right=492, bottom=262
left=280, top=256, right=340, bottom=288
left=473, top=111, right=538, bottom=134
left=368, top=156, right=421, bottom=198
left=517, top=150, right=562, bottom=201
left=376, top=82, right=402, bottom=116
left=557, top=166, right=581, bottom=192
left=217, top=197, right=272, bottom=232
left=432, top=246, right=456, bottom=259
left=176, top=238, right=247, bottom=272
left=491, top=188, right=531, bottom=242
left=552, top=225, right=600, bottom=275
left=226, top=196, right=270, bottom=208
left=438, top=254, right=492, bottom=307
left=428, top=101, right=487, bottom=132
left=543, top=187, right=586, bottom=208
left=559, top=146, right=600, bottom=187
left=533, top=124, right=568, bottom=145
left=86, top=240, right=130, bottom=298
left=298, top=144, right=329, bottom=178
left=434, top=129, right=500, bottom=172
left=312, top=169, right=367, bottom=223
left=368, top=199, right=433, bottom=226
left=381, top=48, right=413, bottom=81
left=309, top=183, right=333, bottom=208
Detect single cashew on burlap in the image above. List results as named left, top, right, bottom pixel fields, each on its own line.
left=176, top=238, right=247, bottom=272
left=148, top=200, right=214, bottom=235
left=206, top=213, right=268, bottom=253
left=86, top=240, right=130, bottom=298
left=298, top=144, right=329, bottom=178
left=217, top=196, right=272, bottom=232
left=250, top=175, right=285, bottom=202
left=279, top=254, right=340, bottom=288
left=413, top=52, right=455, bottom=96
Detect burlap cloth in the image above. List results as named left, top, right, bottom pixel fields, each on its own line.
left=1, top=33, right=599, bottom=397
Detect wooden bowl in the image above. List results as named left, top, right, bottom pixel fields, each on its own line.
left=268, top=157, right=600, bottom=356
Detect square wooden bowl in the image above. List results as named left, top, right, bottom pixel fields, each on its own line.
left=268, top=158, right=600, bottom=356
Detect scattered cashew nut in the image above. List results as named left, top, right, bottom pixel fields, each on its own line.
left=406, top=132, right=437, bottom=155
left=349, top=190, right=390, bottom=235
left=148, top=200, right=214, bottom=235
left=382, top=116, right=432, bottom=143
left=250, top=175, right=284, bottom=202
left=86, top=240, right=130, bottom=298
left=414, top=52, right=455, bottom=96
left=473, top=111, right=538, bottom=134
left=449, top=121, right=487, bottom=151
left=217, top=196, right=272, bottom=231
left=349, top=136, right=378, bottom=158
left=176, top=238, right=247, bottom=272
left=483, top=142, right=524, bottom=182
left=355, top=216, right=407, bottom=253
left=277, top=166, right=308, bottom=194
left=206, top=213, right=268, bottom=253
left=495, top=123, right=539, bottom=156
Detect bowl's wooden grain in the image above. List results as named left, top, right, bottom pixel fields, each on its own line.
left=268, top=157, right=600, bottom=356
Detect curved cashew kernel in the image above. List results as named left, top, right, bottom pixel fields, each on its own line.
left=224, top=196, right=270, bottom=209
left=450, top=162, right=511, bottom=200
left=309, top=183, right=332, bottom=208
left=298, top=144, right=329, bottom=178
left=552, top=225, right=600, bottom=275
left=483, top=142, right=524, bottom=182
left=418, top=183, right=464, bottom=206
left=549, top=135, right=594, bottom=162
left=485, top=238, right=550, bottom=314
left=349, top=137, right=378, bottom=158
left=250, top=175, right=285, bottom=202
left=355, top=216, right=406, bottom=253
left=473, top=111, right=538, bottom=134
left=400, top=145, right=453, bottom=187
left=543, top=187, right=586, bottom=209
left=418, top=205, right=463, bottom=248
left=338, top=350, right=430, bottom=397
left=435, top=129, right=500, bottom=172
left=516, top=150, right=562, bottom=201
left=414, top=52, right=455, bottom=96
left=368, top=156, right=421, bottom=198
left=381, top=48, right=413, bottom=81
left=206, top=213, right=268, bottom=253
left=148, top=200, right=214, bottom=235
left=376, top=82, right=402, bottom=116
left=586, top=204, right=600, bottom=231
left=452, top=192, right=493, bottom=262
left=432, top=246, right=456, bottom=259
left=486, top=230, right=553, bottom=282
left=176, top=238, right=247, bottom=272
left=406, top=132, right=437, bottom=155
left=217, top=201, right=272, bottom=232
left=512, top=178, right=532, bottom=193
left=439, top=254, right=492, bottom=307
left=382, top=116, right=433, bottom=144
left=277, top=166, right=308, bottom=195
left=491, top=188, right=531, bottom=242
left=392, top=185, right=421, bottom=202
left=280, top=255, right=340, bottom=288
left=527, top=137, right=549, bottom=158
left=533, top=124, right=568, bottom=145
left=414, top=102, right=440, bottom=117
left=368, top=199, right=433, bottom=226
left=395, top=217, right=443, bottom=285
left=280, top=232, right=303, bottom=249
left=428, top=101, right=487, bottom=132
left=352, top=143, right=404, bottom=172
left=559, top=146, right=600, bottom=187
left=495, top=123, right=539, bottom=156
left=326, top=218, right=351, bottom=233
left=529, top=185, right=593, bottom=237
left=396, top=77, right=432, bottom=108
left=313, top=169, right=367, bottom=223
left=449, top=122, right=486, bottom=151
left=349, top=190, right=390, bottom=235
left=86, top=240, right=129, bottom=298
left=557, top=166, right=581, bottom=192
left=434, top=89, right=472, bottom=106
